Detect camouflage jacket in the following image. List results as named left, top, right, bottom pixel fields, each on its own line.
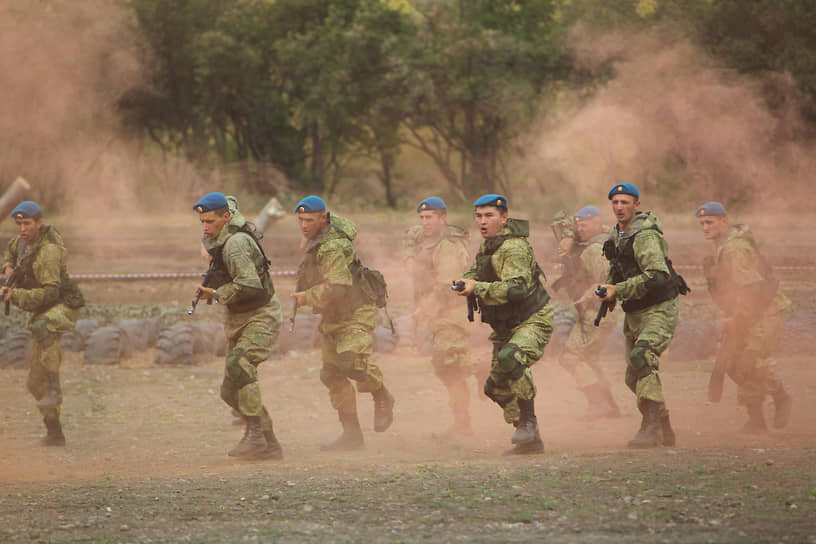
left=2, top=224, right=83, bottom=314
left=403, top=224, right=469, bottom=314
left=707, top=224, right=790, bottom=317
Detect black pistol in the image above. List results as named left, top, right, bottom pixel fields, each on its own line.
left=593, top=285, right=611, bottom=327
left=451, top=280, right=477, bottom=322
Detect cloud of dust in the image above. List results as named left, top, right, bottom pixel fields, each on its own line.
left=521, top=26, right=816, bottom=217
left=0, top=0, right=199, bottom=217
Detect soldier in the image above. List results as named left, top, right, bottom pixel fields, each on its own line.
left=597, top=183, right=687, bottom=448
left=550, top=206, right=620, bottom=419
left=695, top=201, right=792, bottom=432
left=192, top=192, right=283, bottom=460
left=404, top=197, right=482, bottom=435
left=293, top=196, right=395, bottom=450
left=1, top=201, right=84, bottom=446
left=454, top=194, right=553, bottom=455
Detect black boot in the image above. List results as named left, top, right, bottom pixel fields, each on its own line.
left=627, top=400, right=664, bottom=448
left=261, top=429, right=284, bottom=460
left=504, top=398, right=544, bottom=455
left=372, top=385, right=395, bottom=432
left=661, top=413, right=676, bottom=447
left=228, top=416, right=269, bottom=458
left=580, top=383, right=621, bottom=419
left=772, top=388, right=792, bottom=429
left=741, top=402, right=767, bottom=434
left=41, top=417, right=65, bottom=447
left=321, top=412, right=364, bottom=451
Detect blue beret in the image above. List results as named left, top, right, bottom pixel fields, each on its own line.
left=695, top=201, right=727, bottom=217
left=607, top=183, right=639, bottom=200
left=473, top=194, right=508, bottom=209
left=10, top=201, right=41, bottom=219
left=574, top=205, right=600, bottom=220
left=294, top=196, right=326, bottom=213
left=417, top=197, right=447, bottom=212
left=192, top=192, right=229, bottom=213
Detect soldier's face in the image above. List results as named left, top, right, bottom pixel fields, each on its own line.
left=474, top=206, right=508, bottom=239
left=699, top=216, right=728, bottom=241
left=14, top=217, right=42, bottom=244
left=575, top=216, right=602, bottom=241
left=418, top=210, right=446, bottom=237
left=610, top=195, right=639, bottom=226
left=298, top=211, right=328, bottom=240
left=199, top=210, right=230, bottom=239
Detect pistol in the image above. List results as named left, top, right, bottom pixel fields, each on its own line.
left=451, top=280, right=477, bottom=322
left=593, top=285, right=611, bottom=327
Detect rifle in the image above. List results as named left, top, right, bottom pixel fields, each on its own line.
left=187, top=258, right=217, bottom=315
left=2, top=267, right=23, bottom=316
left=451, top=280, right=478, bottom=322
left=593, top=285, right=612, bottom=327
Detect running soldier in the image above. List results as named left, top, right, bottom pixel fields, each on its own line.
left=597, top=183, right=688, bottom=448
left=454, top=194, right=553, bottom=455
left=193, top=192, right=283, bottom=460
left=696, top=201, right=792, bottom=432
left=293, top=196, right=395, bottom=451
left=1, top=201, right=84, bottom=446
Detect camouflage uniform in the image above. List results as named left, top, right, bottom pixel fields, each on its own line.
left=2, top=224, right=83, bottom=444
left=604, top=211, right=685, bottom=447
left=463, top=219, right=553, bottom=451
left=297, top=213, right=393, bottom=446
left=704, top=224, right=792, bottom=429
left=404, top=224, right=481, bottom=432
left=550, top=215, right=619, bottom=417
left=202, top=199, right=282, bottom=455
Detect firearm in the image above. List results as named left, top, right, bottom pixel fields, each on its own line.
left=451, top=280, right=478, bottom=322
left=2, top=267, right=23, bottom=316
left=187, top=258, right=217, bottom=315
left=593, top=285, right=612, bottom=327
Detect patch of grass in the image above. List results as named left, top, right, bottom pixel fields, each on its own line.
left=536, top=495, right=557, bottom=510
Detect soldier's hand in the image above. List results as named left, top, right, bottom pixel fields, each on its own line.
left=1, top=286, right=13, bottom=302
left=293, top=291, right=306, bottom=308
left=196, top=285, right=216, bottom=300
left=556, top=237, right=574, bottom=257
left=3, top=266, right=13, bottom=278
left=597, top=284, right=616, bottom=302
left=454, top=279, right=476, bottom=296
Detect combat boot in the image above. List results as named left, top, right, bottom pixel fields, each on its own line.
left=772, top=388, right=792, bottom=429
left=741, top=402, right=767, bottom=434
left=372, top=385, right=395, bottom=432
left=228, top=416, right=269, bottom=458
left=321, top=412, right=364, bottom=451
left=511, top=398, right=542, bottom=446
left=41, top=417, right=65, bottom=447
left=627, top=400, right=663, bottom=448
left=260, top=429, right=284, bottom=460
left=661, top=413, right=676, bottom=447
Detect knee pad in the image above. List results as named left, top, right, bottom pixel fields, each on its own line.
left=497, top=343, right=525, bottom=380
left=337, top=351, right=367, bottom=381
left=225, top=348, right=255, bottom=389
left=483, top=376, right=512, bottom=407
left=220, top=383, right=238, bottom=410
left=320, top=366, right=348, bottom=389
left=629, top=340, right=654, bottom=381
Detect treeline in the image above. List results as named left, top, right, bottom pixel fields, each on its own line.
left=118, top=0, right=816, bottom=207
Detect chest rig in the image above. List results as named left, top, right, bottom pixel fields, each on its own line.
left=207, top=224, right=275, bottom=313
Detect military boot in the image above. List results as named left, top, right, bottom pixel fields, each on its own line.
left=228, top=416, right=269, bottom=458
left=661, top=413, right=676, bottom=447
left=372, top=385, right=395, bottom=432
left=504, top=398, right=544, bottom=455
left=772, top=388, right=792, bottom=429
left=321, top=412, right=364, bottom=451
left=627, top=400, right=664, bottom=448
left=41, top=417, right=66, bottom=447
left=741, top=402, right=767, bottom=434
left=261, top=429, right=284, bottom=460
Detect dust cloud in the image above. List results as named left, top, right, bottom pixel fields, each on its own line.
left=522, top=26, right=816, bottom=217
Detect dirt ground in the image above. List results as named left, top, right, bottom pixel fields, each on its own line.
left=0, top=212, right=814, bottom=543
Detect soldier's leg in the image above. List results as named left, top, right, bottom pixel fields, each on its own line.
left=560, top=319, right=619, bottom=419
left=319, top=331, right=363, bottom=450
left=28, top=316, right=66, bottom=446
left=431, top=323, right=472, bottom=435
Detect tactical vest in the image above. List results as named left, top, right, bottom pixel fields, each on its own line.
left=474, top=232, right=550, bottom=334
left=411, top=228, right=469, bottom=304
left=710, top=226, right=778, bottom=315
left=11, top=225, right=84, bottom=313
left=207, top=224, right=275, bottom=313
left=603, top=230, right=687, bottom=313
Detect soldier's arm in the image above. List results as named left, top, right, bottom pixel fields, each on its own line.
left=215, top=234, right=266, bottom=306
left=304, top=239, right=354, bottom=309
left=10, top=244, right=62, bottom=311
left=613, top=231, right=671, bottom=301
left=472, top=239, right=536, bottom=305
left=721, top=241, right=763, bottom=287
left=402, top=225, right=422, bottom=261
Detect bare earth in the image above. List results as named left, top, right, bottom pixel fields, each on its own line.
left=0, top=213, right=814, bottom=543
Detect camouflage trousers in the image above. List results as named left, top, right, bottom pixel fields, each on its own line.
left=429, top=317, right=476, bottom=384
left=319, top=304, right=383, bottom=415
left=559, top=305, right=616, bottom=389
left=727, top=309, right=785, bottom=407
left=27, top=304, right=79, bottom=421
left=622, top=297, right=678, bottom=413
left=486, top=304, right=553, bottom=425
left=220, top=297, right=281, bottom=433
